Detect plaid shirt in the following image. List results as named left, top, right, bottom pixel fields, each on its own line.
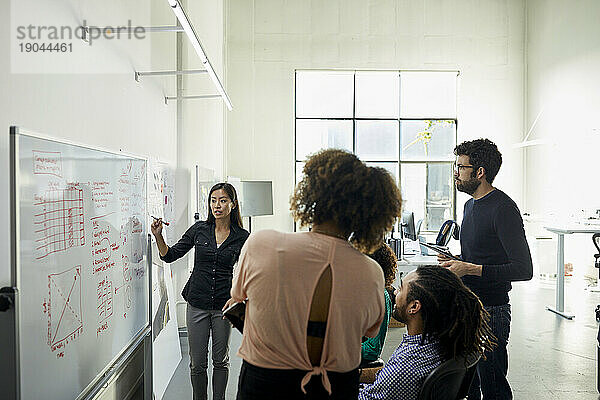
left=359, top=333, right=444, bottom=400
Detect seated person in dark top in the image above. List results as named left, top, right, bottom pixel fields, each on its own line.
left=359, top=266, right=495, bottom=400
left=361, top=243, right=397, bottom=363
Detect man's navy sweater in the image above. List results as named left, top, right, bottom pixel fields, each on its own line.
left=460, top=189, right=533, bottom=306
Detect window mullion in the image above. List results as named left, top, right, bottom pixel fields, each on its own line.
left=294, top=69, right=457, bottom=234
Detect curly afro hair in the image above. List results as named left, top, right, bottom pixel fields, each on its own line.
left=290, top=149, right=402, bottom=253
left=367, top=243, right=398, bottom=287
left=454, top=138, right=502, bottom=184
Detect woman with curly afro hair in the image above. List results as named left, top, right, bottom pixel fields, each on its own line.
left=290, top=149, right=402, bottom=254
left=225, top=149, right=402, bottom=400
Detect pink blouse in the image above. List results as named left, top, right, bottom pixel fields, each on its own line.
left=230, top=230, right=385, bottom=393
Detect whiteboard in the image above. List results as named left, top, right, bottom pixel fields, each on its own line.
left=147, top=158, right=181, bottom=399
left=11, top=128, right=150, bottom=400
left=196, top=165, right=216, bottom=222
left=148, top=159, right=176, bottom=244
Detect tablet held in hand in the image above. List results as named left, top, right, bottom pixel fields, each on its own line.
left=223, top=301, right=246, bottom=333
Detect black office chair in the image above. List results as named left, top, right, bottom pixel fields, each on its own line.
left=436, top=220, right=460, bottom=246
left=593, top=233, right=600, bottom=393
left=416, top=219, right=424, bottom=237
left=417, top=354, right=480, bottom=400
left=358, top=358, right=385, bottom=384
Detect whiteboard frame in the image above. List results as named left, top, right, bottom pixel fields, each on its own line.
left=9, top=126, right=22, bottom=399
left=9, top=126, right=152, bottom=400
left=80, top=324, right=151, bottom=400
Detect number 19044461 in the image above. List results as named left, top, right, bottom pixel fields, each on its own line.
left=19, top=42, right=72, bottom=52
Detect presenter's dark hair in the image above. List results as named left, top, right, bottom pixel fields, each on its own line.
left=454, top=138, right=502, bottom=184
left=290, top=149, right=402, bottom=253
left=206, top=182, right=243, bottom=228
left=407, top=266, right=496, bottom=360
left=368, top=243, right=398, bottom=288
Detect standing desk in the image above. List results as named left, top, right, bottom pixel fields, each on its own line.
left=544, top=224, right=600, bottom=320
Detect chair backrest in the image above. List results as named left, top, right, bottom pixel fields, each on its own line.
left=435, top=220, right=459, bottom=246
left=417, top=355, right=480, bottom=400
left=594, top=233, right=600, bottom=270
left=416, top=219, right=423, bottom=236
left=358, top=358, right=385, bottom=384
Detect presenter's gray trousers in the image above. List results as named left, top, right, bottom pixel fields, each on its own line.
left=187, top=304, right=232, bottom=400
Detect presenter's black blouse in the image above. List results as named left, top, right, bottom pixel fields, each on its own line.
left=160, top=220, right=249, bottom=310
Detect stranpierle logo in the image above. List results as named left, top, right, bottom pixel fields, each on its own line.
left=10, top=0, right=152, bottom=74
left=15, top=19, right=146, bottom=46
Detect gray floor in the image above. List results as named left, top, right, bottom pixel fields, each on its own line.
left=163, top=277, right=600, bottom=399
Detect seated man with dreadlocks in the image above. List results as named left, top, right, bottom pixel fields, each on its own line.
left=358, top=266, right=495, bottom=400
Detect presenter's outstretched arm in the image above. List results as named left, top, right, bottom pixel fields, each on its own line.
left=151, top=218, right=169, bottom=257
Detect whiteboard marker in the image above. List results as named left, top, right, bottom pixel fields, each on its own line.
left=151, top=215, right=170, bottom=226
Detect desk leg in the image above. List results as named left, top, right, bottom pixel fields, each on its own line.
left=546, top=233, right=575, bottom=319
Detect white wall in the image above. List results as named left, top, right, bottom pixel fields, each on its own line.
left=525, top=0, right=600, bottom=276
left=0, top=0, right=178, bottom=287
left=525, top=0, right=600, bottom=215
left=225, top=0, right=526, bottom=233
left=1, top=0, right=228, bottom=327
left=181, top=0, right=226, bottom=182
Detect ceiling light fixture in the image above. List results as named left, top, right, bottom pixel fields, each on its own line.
left=167, top=0, right=233, bottom=110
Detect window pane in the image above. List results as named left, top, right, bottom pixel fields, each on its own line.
left=356, top=120, right=399, bottom=161
left=295, top=162, right=311, bottom=231
left=366, top=162, right=398, bottom=184
left=426, top=206, right=453, bottom=232
left=400, top=120, right=456, bottom=161
left=400, top=163, right=426, bottom=228
left=427, top=163, right=453, bottom=205
left=425, top=163, right=454, bottom=231
left=355, top=71, right=399, bottom=118
left=296, top=162, right=304, bottom=185
left=400, top=71, right=457, bottom=118
left=455, top=191, right=469, bottom=223
left=295, top=120, right=353, bottom=161
left=296, top=71, right=354, bottom=118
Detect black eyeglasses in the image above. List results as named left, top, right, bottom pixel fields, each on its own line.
left=453, top=162, right=476, bottom=173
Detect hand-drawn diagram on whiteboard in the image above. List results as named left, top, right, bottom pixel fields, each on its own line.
left=91, top=216, right=117, bottom=274
left=90, top=212, right=139, bottom=328
left=96, top=276, right=113, bottom=336
left=34, top=187, right=85, bottom=259
left=45, top=266, right=83, bottom=358
left=13, top=128, right=150, bottom=400
left=148, top=159, right=176, bottom=244
left=115, top=254, right=133, bottom=316
left=33, top=150, right=63, bottom=177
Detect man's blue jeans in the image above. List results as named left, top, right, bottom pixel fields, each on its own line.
left=468, top=304, right=512, bottom=400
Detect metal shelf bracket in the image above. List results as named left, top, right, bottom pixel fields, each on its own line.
left=135, top=69, right=207, bottom=82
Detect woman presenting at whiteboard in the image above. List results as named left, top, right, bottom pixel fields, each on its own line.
left=151, top=182, right=249, bottom=400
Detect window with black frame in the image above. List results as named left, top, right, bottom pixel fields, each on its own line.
left=294, top=70, right=457, bottom=233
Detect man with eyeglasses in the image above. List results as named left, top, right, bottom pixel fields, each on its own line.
left=439, top=138, right=533, bottom=400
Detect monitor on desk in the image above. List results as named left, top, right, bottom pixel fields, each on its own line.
left=401, top=211, right=417, bottom=241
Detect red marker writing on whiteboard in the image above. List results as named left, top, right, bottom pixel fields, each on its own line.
left=151, top=215, right=170, bottom=226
